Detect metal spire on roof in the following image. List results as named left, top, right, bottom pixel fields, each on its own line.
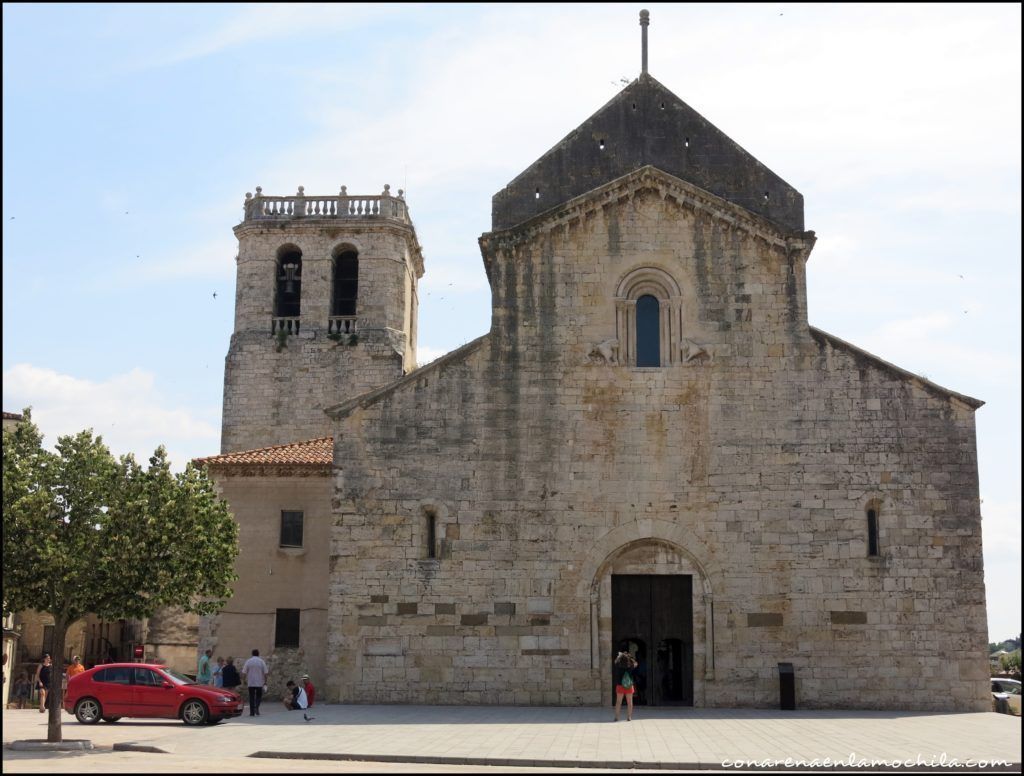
left=640, top=9, right=650, bottom=75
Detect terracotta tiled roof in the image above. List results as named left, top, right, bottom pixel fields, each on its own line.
left=194, top=437, right=332, bottom=468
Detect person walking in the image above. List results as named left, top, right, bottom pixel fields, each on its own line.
left=301, top=674, right=315, bottom=708
left=613, top=650, right=638, bottom=722
left=33, top=654, right=52, bottom=713
left=212, top=656, right=225, bottom=688
left=197, top=649, right=213, bottom=685
left=221, top=656, right=241, bottom=694
left=13, top=672, right=31, bottom=709
left=241, top=649, right=269, bottom=716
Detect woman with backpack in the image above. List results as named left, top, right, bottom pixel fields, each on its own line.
left=613, top=650, right=638, bottom=721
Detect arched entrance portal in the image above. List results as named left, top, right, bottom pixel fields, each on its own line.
left=583, top=531, right=716, bottom=707
left=612, top=574, right=693, bottom=705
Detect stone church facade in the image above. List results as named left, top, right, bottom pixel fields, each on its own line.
left=198, top=20, right=989, bottom=711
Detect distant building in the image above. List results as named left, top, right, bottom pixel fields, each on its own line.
left=196, top=13, right=989, bottom=710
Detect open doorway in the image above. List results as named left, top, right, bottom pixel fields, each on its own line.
left=611, top=574, right=693, bottom=706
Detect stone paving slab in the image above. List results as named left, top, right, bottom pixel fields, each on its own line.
left=3, top=705, right=1021, bottom=771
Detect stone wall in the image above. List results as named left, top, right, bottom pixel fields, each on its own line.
left=325, top=171, right=988, bottom=711
left=199, top=473, right=332, bottom=699
left=222, top=220, right=421, bottom=453
left=14, top=610, right=88, bottom=664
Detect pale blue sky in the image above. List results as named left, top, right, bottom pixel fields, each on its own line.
left=3, top=3, right=1020, bottom=641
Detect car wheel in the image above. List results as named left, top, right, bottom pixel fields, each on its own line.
left=181, top=699, right=208, bottom=726
left=75, top=698, right=103, bottom=725
left=101, top=716, right=122, bottom=723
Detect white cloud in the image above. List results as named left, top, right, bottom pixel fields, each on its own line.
left=150, top=4, right=402, bottom=66
left=3, top=363, right=219, bottom=471
left=133, top=235, right=238, bottom=284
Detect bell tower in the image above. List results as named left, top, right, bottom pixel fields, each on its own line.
left=221, top=185, right=423, bottom=453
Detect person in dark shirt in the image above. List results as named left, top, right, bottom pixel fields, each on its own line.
left=33, top=654, right=52, bottom=714
left=613, top=651, right=638, bottom=722
left=221, top=656, right=241, bottom=693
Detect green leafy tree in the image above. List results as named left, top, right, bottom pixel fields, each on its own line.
left=1000, top=650, right=1022, bottom=680
left=2, top=410, right=238, bottom=742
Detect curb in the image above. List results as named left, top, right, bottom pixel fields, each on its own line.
left=249, top=751, right=1024, bottom=772
left=7, top=739, right=94, bottom=752
left=113, top=743, right=169, bottom=754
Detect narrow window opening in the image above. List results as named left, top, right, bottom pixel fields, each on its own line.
left=534, top=188, right=541, bottom=200
left=636, top=294, right=661, bottom=367
left=332, top=250, right=359, bottom=316
left=660, top=102, right=665, bottom=110
left=764, top=191, right=770, bottom=202
left=426, top=511, right=437, bottom=559
left=274, top=248, right=302, bottom=318
left=684, top=137, right=690, bottom=149
left=599, top=138, right=605, bottom=150
left=867, top=508, right=879, bottom=557
left=274, top=608, right=300, bottom=648
left=280, top=510, right=304, bottom=548
left=632, top=102, right=637, bottom=111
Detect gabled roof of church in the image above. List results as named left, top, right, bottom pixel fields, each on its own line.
left=194, top=437, right=333, bottom=472
left=809, top=327, right=983, bottom=410
left=492, top=73, right=803, bottom=233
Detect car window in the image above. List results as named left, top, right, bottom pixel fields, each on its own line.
left=161, top=668, right=195, bottom=686
left=95, top=667, right=132, bottom=685
left=1003, top=683, right=1021, bottom=695
left=134, top=668, right=163, bottom=687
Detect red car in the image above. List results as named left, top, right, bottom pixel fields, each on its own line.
left=63, top=663, right=244, bottom=725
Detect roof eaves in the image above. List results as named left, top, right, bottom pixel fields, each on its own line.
left=809, top=327, right=984, bottom=410
left=325, top=335, right=488, bottom=419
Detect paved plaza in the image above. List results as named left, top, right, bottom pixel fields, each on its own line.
left=2, top=704, right=1021, bottom=772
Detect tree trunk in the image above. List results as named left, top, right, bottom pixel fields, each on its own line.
left=47, top=615, right=68, bottom=743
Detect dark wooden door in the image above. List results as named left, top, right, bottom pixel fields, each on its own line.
left=612, top=574, right=693, bottom=706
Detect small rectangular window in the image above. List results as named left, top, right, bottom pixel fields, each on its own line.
left=867, top=509, right=879, bottom=557
left=42, top=625, right=54, bottom=658
left=275, top=608, right=300, bottom=648
left=426, top=512, right=436, bottom=559
left=280, top=510, right=304, bottom=548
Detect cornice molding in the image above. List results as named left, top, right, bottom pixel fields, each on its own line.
left=481, top=165, right=815, bottom=265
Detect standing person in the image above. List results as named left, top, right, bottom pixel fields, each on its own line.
left=66, top=655, right=86, bottom=680
left=282, top=680, right=308, bottom=711
left=613, top=650, right=637, bottom=722
left=241, top=649, right=269, bottom=716
left=197, top=649, right=213, bottom=685
left=33, top=654, right=52, bottom=713
left=14, top=672, right=32, bottom=709
left=301, top=674, right=315, bottom=708
left=221, top=657, right=241, bottom=694
left=213, top=656, right=225, bottom=688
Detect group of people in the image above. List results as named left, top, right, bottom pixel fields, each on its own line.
left=11, top=653, right=87, bottom=712
left=196, top=648, right=315, bottom=716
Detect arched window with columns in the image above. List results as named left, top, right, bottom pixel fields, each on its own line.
left=614, top=266, right=682, bottom=367
left=636, top=295, right=661, bottom=366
